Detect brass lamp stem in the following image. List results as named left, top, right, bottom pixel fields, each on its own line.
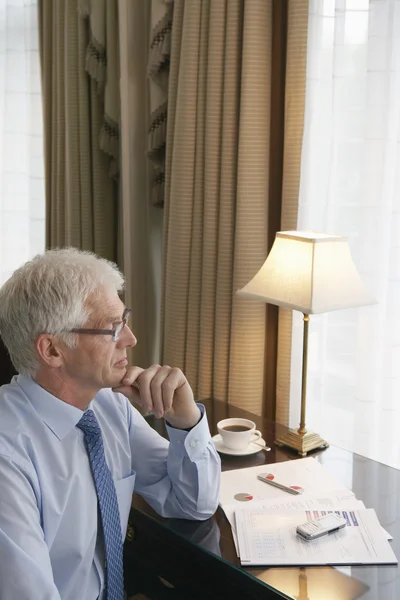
left=274, top=311, right=328, bottom=456
left=299, top=313, right=309, bottom=435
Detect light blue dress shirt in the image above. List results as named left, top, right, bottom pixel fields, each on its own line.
left=0, top=375, right=221, bottom=600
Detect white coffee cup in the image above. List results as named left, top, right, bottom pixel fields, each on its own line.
left=217, top=418, right=262, bottom=451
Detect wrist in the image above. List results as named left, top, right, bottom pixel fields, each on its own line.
left=165, top=405, right=201, bottom=430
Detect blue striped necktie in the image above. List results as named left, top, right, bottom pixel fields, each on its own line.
left=77, top=410, right=124, bottom=600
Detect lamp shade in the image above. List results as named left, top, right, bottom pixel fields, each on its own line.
left=237, top=231, right=376, bottom=314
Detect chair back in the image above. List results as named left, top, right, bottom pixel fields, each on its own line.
left=0, top=336, right=17, bottom=386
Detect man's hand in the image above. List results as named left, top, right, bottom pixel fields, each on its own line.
left=112, top=365, right=201, bottom=429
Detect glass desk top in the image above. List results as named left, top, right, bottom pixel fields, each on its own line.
left=131, top=398, right=400, bottom=600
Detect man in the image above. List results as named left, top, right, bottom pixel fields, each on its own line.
left=0, top=248, right=221, bottom=600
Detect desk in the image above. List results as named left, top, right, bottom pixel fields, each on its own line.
left=125, top=399, right=400, bottom=599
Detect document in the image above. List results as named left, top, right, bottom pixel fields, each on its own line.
left=219, top=456, right=393, bottom=557
left=226, top=491, right=364, bottom=556
left=224, top=490, right=362, bottom=530
left=235, top=508, right=397, bottom=566
left=219, top=457, right=352, bottom=511
left=219, top=457, right=354, bottom=532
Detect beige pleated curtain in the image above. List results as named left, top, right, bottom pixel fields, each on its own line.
left=38, top=0, right=118, bottom=261
left=276, top=1, right=309, bottom=425
left=162, top=0, right=308, bottom=417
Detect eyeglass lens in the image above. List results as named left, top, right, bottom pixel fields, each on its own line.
left=113, top=322, right=123, bottom=342
left=114, top=312, right=131, bottom=341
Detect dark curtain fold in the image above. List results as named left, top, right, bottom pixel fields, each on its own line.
left=147, top=0, right=174, bottom=208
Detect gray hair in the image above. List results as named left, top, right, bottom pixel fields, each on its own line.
left=0, top=248, right=124, bottom=377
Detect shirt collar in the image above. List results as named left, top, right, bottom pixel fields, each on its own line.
left=16, top=374, right=92, bottom=440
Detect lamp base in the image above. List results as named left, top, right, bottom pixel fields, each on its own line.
left=275, top=429, right=329, bottom=457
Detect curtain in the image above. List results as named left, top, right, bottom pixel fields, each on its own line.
left=276, top=0, right=310, bottom=424
left=79, top=0, right=120, bottom=180
left=38, top=0, right=118, bottom=262
left=118, top=0, right=164, bottom=368
left=161, top=0, right=309, bottom=415
left=147, top=0, right=173, bottom=207
left=0, top=0, right=45, bottom=286
left=286, top=0, right=400, bottom=468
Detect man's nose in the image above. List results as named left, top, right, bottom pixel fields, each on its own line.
left=121, top=325, right=137, bottom=348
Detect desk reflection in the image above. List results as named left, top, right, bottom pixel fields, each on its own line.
left=255, top=566, right=368, bottom=600
left=165, top=517, right=222, bottom=557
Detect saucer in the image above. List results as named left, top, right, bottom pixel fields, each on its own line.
left=212, top=434, right=268, bottom=456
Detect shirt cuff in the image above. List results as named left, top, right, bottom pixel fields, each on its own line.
left=166, top=412, right=203, bottom=432
left=165, top=404, right=212, bottom=460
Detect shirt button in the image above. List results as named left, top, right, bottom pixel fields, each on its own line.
left=190, top=440, right=197, bottom=448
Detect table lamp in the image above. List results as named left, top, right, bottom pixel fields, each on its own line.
left=237, top=231, right=376, bottom=456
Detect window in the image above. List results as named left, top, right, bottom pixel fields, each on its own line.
left=292, top=0, right=400, bottom=468
left=0, top=0, right=45, bottom=286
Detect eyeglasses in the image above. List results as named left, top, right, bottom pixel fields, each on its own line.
left=70, top=308, right=132, bottom=342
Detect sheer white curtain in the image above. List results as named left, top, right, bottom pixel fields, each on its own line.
left=291, top=0, right=400, bottom=468
left=0, top=0, right=44, bottom=286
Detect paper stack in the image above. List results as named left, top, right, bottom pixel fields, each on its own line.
left=219, top=457, right=397, bottom=567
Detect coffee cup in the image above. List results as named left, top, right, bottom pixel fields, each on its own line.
left=217, top=418, right=262, bottom=451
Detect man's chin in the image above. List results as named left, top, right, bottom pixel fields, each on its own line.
left=107, top=366, right=128, bottom=386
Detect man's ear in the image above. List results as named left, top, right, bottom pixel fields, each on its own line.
left=35, top=334, right=65, bottom=369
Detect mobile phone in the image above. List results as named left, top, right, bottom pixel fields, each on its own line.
left=296, top=513, right=347, bottom=541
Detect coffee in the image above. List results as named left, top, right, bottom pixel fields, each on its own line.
left=217, top=417, right=262, bottom=450
left=222, top=425, right=251, bottom=433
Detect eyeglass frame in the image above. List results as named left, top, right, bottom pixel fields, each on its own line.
left=69, top=308, right=132, bottom=342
